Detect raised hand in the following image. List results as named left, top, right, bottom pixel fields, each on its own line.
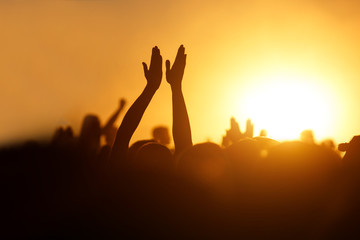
left=166, top=45, right=192, bottom=156
left=340, top=135, right=360, bottom=169
left=102, top=98, right=127, bottom=145
left=227, top=117, right=242, bottom=142
left=111, top=47, right=163, bottom=162
left=245, top=119, right=254, bottom=138
left=166, top=45, right=186, bottom=89
left=222, top=117, right=254, bottom=147
left=119, top=98, right=126, bottom=110
left=142, top=46, right=163, bottom=91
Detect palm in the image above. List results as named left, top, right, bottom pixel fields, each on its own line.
left=166, top=45, right=186, bottom=87
left=142, top=46, right=162, bottom=90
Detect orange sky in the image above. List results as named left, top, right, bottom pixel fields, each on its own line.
left=1, top=0, right=360, bottom=146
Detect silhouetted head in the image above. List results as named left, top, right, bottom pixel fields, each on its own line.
left=225, top=138, right=278, bottom=171
left=177, top=142, right=226, bottom=184
left=52, top=126, right=75, bottom=148
left=152, top=126, right=171, bottom=145
left=267, top=141, right=340, bottom=173
left=128, top=139, right=156, bottom=161
left=253, top=136, right=279, bottom=150
left=79, top=114, right=101, bottom=152
left=300, top=129, right=315, bottom=144
left=321, top=139, right=336, bottom=151
left=133, top=142, right=173, bottom=171
left=259, top=129, right=267, bottom=137
left=225, top=138, right=261, bottom=163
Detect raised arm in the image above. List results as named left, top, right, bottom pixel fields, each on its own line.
left=111, top=46, right=162, bottom=161
left=166, top=45, right=192, bottom=156
left=102, top=98, right=126, bottom=136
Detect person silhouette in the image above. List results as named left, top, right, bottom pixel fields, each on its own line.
left=152, top=126, right=171, bottom=146
left=78, top=114, right=101, bottom=155
left=300, top=129, right=315, bottom=144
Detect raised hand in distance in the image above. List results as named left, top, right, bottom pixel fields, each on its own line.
left=245, top=119, right=254, bottom=138
left=222, top=117, right=254, bottom=147
left=227, top=117, right=242, bottom=142
left=119, top=98, right=126, bottom=110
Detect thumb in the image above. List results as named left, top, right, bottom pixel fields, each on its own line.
left=165, top=60, right=171, bottom=73
left=142, top=62, right=148, bottom=77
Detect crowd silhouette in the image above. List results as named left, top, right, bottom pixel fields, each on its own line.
left=2, top=45, right=360, bottom=239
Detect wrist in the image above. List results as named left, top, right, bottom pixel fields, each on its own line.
left=170, top=83, right=182, bottom=92
left=145, top=84, right=159, bottom=93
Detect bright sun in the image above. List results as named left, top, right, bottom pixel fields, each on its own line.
left=237, top=72, right=335, bottom=141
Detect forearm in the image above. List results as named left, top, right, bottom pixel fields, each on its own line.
left=171, top=85, right=192, bottom=156
left=111, top=86, right=157, bottom=161
left=103, top=109, right=121, bottom=133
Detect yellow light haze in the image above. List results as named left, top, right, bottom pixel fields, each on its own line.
left=1, top=0, right=360, bottom=146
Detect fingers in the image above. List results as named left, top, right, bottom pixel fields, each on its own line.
left=149, top=47, right=156, bottom=67
left=176, top=45, right=185, bottom=58
left=246, top=119, right=254, bottom=138
left=153, top=46, right=160, bottom=56
left=142, top=62, right=148, bottom=76
left=174, top=45, right=185, bottom=64
left=166, top=60, right=171, bottom=72
left=338, top=143, right=348, bottom=152
left=152, top=46, right=161, bottom=62
left=149, top=46, right=163, bottom=72
left=246, top=119, right=252, bottom=127
left=158, top=52, right=163, bottom=66
left=145, top=45, right=185, bottom=86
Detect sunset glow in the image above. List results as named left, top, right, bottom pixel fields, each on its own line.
left=238, top=72, right=335, bottom=141
left=1, top=0, right=360, bottom=146
left=4, top=2, right=360, bottom=238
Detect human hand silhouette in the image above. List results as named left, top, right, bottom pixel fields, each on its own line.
left=340, top=135, right=360, bottom=169
left=227, top=117, right=242, bottom=142
left=142, top=46, right=162, bottom=91
left=245, top=119, right=254, bottom=138
left=166, top=45, right=186, bottom=88
left=119, top=98, right=126, bottom=110
left=222, top=118, right=254, bottom=147
left=339, top=136, right=360, bottom=152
